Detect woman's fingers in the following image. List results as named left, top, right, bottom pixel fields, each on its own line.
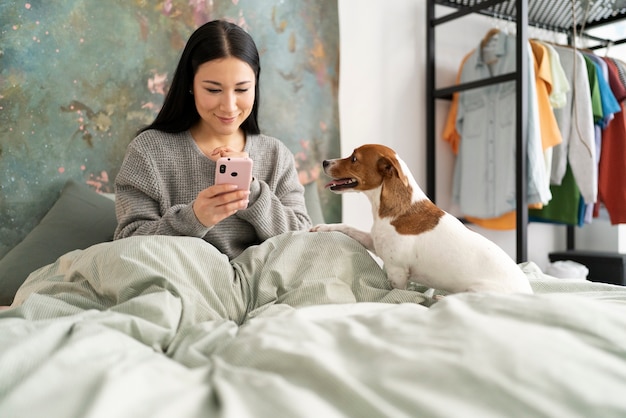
left=210, top=146, right=249, bottom=159
left=193, top=185, right=250, bottom=227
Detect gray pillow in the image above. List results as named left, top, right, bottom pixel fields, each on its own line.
left=0, top=179, right=117, bottom=305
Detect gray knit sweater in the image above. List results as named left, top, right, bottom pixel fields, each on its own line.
left=114, top=129, right=312, bottom=258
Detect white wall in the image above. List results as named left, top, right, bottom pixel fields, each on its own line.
left=337, top=0, right=424, bottom=223
left=337, top=0, right=568, bottom=270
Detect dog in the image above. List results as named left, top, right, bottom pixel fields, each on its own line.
left=311, top=144, right=533, bottom=295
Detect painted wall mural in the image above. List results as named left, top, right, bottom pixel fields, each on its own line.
left=0, top=0, right=340, bottom=257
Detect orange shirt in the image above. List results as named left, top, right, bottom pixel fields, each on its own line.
left=530, top=40, right=563, bottom=151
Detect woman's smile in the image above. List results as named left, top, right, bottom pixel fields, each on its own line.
left=216, top=114, right=238, bottom=124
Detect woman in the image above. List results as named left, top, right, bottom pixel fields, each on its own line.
left=114, top=20, right=312, bottom=258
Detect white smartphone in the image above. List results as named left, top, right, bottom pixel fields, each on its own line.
left=214, top=157, right=253, bottom=191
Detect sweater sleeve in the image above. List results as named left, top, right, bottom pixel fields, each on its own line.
left=236, top=143, right=312, bottom=240
left=113, top=141, right=210, bottom=240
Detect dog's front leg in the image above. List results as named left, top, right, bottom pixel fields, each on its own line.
left=310, top=223, right=376, bottom=253
left=384, top=264, right=410, bottom=290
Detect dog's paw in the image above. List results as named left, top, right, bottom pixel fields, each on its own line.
left=387, top=277, right=410, bottom=290
left=310, top=223, right=340, bottom=233
left=385, top=266, right=410, bottom=290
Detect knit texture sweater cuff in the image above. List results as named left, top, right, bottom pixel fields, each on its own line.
left=175, top=203, right=212, bottom=237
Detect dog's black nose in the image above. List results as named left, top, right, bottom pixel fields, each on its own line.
left=323, top=160, right=330, bottom=169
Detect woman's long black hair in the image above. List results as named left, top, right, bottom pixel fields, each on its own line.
left=140, top=20, right=261, bottom=135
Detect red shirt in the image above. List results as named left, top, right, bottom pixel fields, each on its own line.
left=596, top=58, right=626, bottom=224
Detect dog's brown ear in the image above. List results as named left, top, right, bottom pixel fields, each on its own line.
left=376, top=156, right=394, bottom=177
left=378, top=156, right=412, bottom=217
left=377, top=156, right=408, bottom=187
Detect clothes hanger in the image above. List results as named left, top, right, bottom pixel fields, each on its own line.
left=481, top=28, right=501, bottom=49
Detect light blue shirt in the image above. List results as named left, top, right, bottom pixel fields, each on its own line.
left=454, top=33, right=551, bottom=218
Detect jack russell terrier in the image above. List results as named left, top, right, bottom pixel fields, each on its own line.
left=311, top=144, right=533, bottom=295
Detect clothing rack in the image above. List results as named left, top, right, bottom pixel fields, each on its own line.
left=426, top=0, right=626, bottom=263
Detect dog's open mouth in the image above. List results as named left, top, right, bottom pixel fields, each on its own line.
left=325, top=178, right=358, bottom=191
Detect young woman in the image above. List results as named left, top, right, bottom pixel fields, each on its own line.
left=114, top=20, right=311, bottom=258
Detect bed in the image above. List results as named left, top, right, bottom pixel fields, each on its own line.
left=1, top=180, right=626, bottom=418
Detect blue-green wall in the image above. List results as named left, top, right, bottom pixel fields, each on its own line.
left=0, top=0, right=340, bottom=257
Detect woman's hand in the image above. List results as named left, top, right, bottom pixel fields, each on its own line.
left=193, top=184, right=250, bottom=227
left=210, top=146, right=248, bottom=161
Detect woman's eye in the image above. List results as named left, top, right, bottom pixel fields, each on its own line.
left=235, top=88, right=249, bottom=93
left=206, top=89, right=221, bottom=94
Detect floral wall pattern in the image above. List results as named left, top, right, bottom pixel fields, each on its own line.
left=0, top=0, right=340, bottom=257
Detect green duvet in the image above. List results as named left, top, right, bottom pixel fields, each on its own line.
left=1, top=232, right=626, bottom=417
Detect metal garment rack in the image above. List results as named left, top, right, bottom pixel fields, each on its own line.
left=426, top=0, right=626, bottom=263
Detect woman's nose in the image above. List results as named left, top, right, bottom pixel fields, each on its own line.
left=220, top=92, right=237, bottom=112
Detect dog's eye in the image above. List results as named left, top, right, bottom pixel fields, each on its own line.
left=351, top=155, right=357, bottom=163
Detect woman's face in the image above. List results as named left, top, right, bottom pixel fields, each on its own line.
left=191, top=57, right=256, bottom=138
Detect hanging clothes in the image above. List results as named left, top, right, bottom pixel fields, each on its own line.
left=540, top=41, right=570, bottom=109
left=463, top=39, right=565, bottom=230
left=585, top=53, right=621, bottom=128
left=585, top=57, right=626, bottom=225
left=582, top=54, right=621, bottom=224
left=602, top=58, right=626, bottom=110
left=583, top=54, right=605, bottom=123
left=530, top=46, right=600, bottom=226
left=595, top=57, right=626, bottom=224
left=583, top=55, right=606, bottom=225
left=611, top=57, right=626, bottom=88
left=596, top=104, right=626, bottom=224
left=450, top=31, right=551, bottom=220
left=443, top=48, right=542, bottom=231
left=548, top=45, right=596, bottom=202
left=529, top=39, right=565, bottom=175
left=530, top=165, right=583, bottom=226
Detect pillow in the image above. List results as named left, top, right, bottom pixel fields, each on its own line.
left=0, top=179, right=118, bottom=305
